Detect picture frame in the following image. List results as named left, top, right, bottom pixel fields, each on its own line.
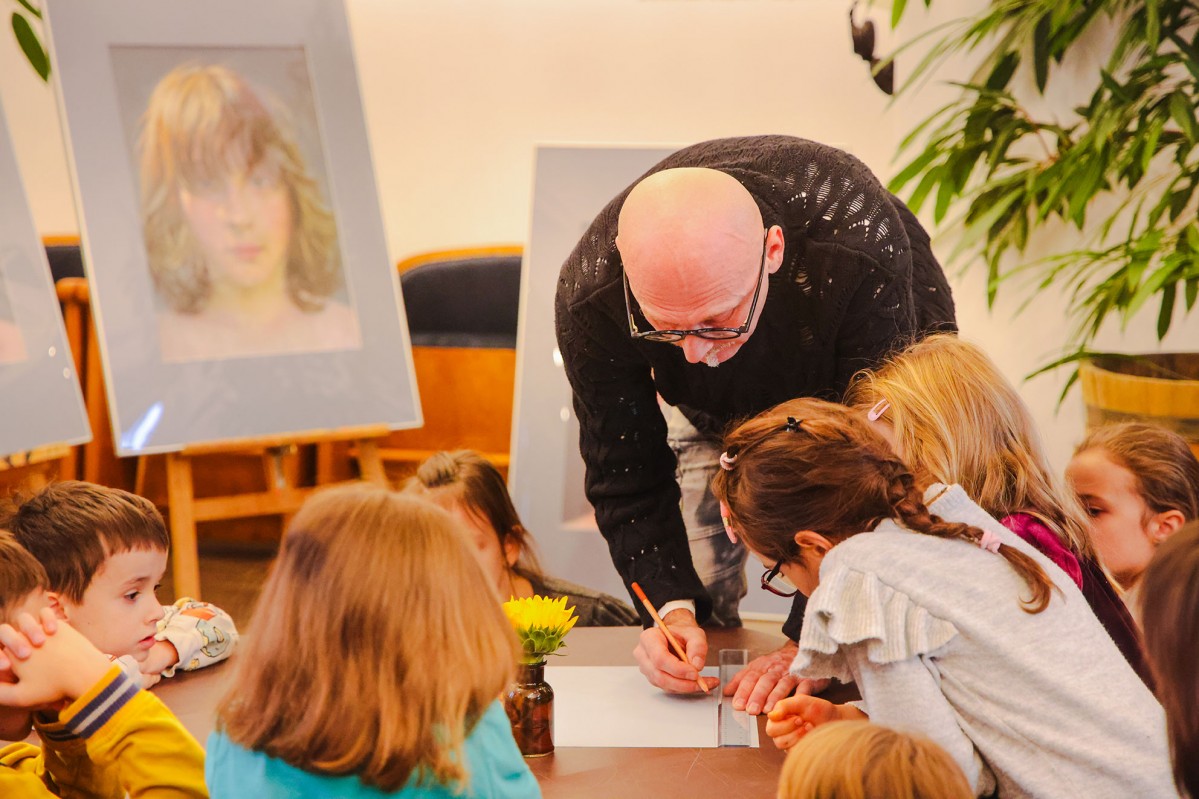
left=0, top=101, right=90, bottom=459
left=45, top=0, right=420, bottom=455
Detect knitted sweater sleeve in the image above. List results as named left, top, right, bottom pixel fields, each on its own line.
left=554, top=235, right=711, bottom=625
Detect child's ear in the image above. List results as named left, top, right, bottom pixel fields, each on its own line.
left=45, top=592, right=69, bottom=621
left=503, top=531, right=521, bottom=568
left=1150, top=509, right=1188, bottom=544
left=792, top=530, right=832, bottom=556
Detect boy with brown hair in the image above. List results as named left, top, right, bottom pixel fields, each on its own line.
left=3, top=481, right=237, bottom=686
left=0, top=530, right=207, bottom=797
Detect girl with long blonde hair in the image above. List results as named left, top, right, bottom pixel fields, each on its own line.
left=714, top=397, right=1171, bottom=797
left=844, top=333, right=1150, bottom=686
left=206, top=483, right=540, bottom=798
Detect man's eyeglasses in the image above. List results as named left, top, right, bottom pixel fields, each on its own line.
left=624, top=230, right=768, bottom=343
left=760, top=561, right=798, bottom=598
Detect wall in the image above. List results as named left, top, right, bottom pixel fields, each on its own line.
left=3, top=0, right=1196, bottom=472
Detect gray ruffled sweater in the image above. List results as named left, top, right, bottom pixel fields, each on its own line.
left=793, top=485, right=1174, bottom=798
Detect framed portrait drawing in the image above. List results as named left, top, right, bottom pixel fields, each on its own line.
left=0, top=101, right=90, bottom=458
left=45, top=0, right=420, bottom=455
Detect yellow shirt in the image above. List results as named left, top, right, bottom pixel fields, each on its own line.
left=0, top=666, right=207, bottom=798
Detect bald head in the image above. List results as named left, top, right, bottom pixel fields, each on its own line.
left=616, top=168, right=777, bottom=365
left=617, top=168, right=763, bottom=280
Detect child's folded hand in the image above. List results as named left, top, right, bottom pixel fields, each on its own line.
left=0, top=610, right=116, bottom=706
left=764, top=694, right=839, bottom=751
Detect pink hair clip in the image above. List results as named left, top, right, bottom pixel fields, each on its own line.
left=867, top=398, right=890, bottom=422
left=719, top=451, right=737, bottom=471
left=978, top=529, right=1003, bottom=554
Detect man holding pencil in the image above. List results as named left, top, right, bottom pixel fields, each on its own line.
left=554, top=135, right=955, bottom=712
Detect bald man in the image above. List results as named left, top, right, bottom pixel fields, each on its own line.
left=555, top=135, right=955, bottom=711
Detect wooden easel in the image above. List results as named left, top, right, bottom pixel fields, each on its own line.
left=0, top=443, right=75, bottom=494
left=141, top=424, right=390, bottom=599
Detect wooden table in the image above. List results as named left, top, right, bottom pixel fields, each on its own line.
left=153, top=626, right=791, bottom=798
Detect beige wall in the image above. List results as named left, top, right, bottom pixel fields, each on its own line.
left=2, top=0, right=1195, bottom=469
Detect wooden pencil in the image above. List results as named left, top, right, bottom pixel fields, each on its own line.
left=630, top=581, right=709, bottom=694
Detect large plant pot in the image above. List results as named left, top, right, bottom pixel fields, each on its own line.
left=1079, top=354, right=1199, bottom=458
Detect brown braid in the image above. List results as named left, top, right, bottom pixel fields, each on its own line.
left=884, top=464, right=1055, bottom=614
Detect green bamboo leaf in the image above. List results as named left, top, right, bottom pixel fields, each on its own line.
left=1126, top=256, right=1177, bottom=319
left=1145, top=0, right=1160, bottom=53
left=1187, top=224, right=1199, bottom=253
left=890, top=148, right=940, bottom=193
left=1054, top=366, right=1082, bottom=408
left=1169, top=91, right=1196, bottom=144
left=1140, top=115, right=1164, bottom=174
left=1032, top=14, right=1051, bottom=93
left=11, top=12, right=49, bottom=81
left=906, top=165, right=943, bottom=215
left=985, top=51, right=1020, bottom=92
left=1157, top=282, right=1177, bottom=339
left=891, top=0, right=909, bottom=29
left=1186, top=276, right=1198, bottom=311
left=933, top=175, right=956, bottom=223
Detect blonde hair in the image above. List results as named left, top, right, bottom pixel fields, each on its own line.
left=1075, top=422, right=1199, bottom=524
left=216, top=483, right=519, bottom=791
left=777, top=721, right=972, bottom=799
left=138, top=62, right=341, bottom=314
left=845, top=334, right=1094, bottom=560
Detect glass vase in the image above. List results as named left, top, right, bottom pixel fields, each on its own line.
left=504, top=659, right=554, bottom=757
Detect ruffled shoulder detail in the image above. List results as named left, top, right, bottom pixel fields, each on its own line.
left=791, top=563, right=959, bottom=683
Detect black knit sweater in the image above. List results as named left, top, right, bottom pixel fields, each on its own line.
left=554, top=136, right=956, bottom=633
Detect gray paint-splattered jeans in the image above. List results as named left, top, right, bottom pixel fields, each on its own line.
left=666, top=406, right=748, bottom=627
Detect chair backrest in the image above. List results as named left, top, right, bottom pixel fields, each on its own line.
left=398, top=246, right=522, bottom=348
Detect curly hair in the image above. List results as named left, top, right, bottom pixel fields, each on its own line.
left=712, top=397, right=1054, bottom=613
left=138, top=62, right=341, bottom=314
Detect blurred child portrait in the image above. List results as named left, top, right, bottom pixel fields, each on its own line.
left=136, top=60, right=361, bottom=362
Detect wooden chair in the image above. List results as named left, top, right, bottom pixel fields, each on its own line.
left=318, top=245, right=522, bottom=483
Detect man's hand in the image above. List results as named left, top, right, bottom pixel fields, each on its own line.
left=722, top=640, right=823, bottom=715
left=632, top=608, right=718, bottom=693
left=764, top=694, right=868, bottom=750
left=0, top=610, right=113, bottom=706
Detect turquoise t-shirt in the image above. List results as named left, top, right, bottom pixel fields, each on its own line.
left=205, top=700, right=541, bottom=798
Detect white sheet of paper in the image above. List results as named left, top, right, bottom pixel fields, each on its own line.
left=543, top=666, right=759, bottom=748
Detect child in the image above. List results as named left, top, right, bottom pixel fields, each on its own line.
left=845, top=334, right=1150, bottom=686
left=714, top=397, right=1173, bottom=797
left=1141, top=521, right=1199, bottom=798
left=412, top=450, right=639, bottom=625
left=0, top=531, right=207, bottom=797
left=138, top=62, right=360, bottom=362
left=2, top=481, right=238, bottom=687
left=206, top=483, right=541, bottom=798
left=1067, top=422, right=1199, bottom=617
left=777, top=720, right=972, bottom=799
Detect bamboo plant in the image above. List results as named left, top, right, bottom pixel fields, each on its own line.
left=884, top=0, right=1199, bottom=395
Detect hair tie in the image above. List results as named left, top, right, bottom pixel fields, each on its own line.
left=978, top=529, right=1003, bottom=554
left=867, top=399, right=890, bottom=422
left=719, top=451, right=738, bottom=471
left=782, top=416, right=804, bottom=432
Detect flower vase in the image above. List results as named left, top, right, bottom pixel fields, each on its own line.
left=504, top=660, right=554, bottom=757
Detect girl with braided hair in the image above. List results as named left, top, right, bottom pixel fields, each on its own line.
left=713, top=398, right=1172, bottom=798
